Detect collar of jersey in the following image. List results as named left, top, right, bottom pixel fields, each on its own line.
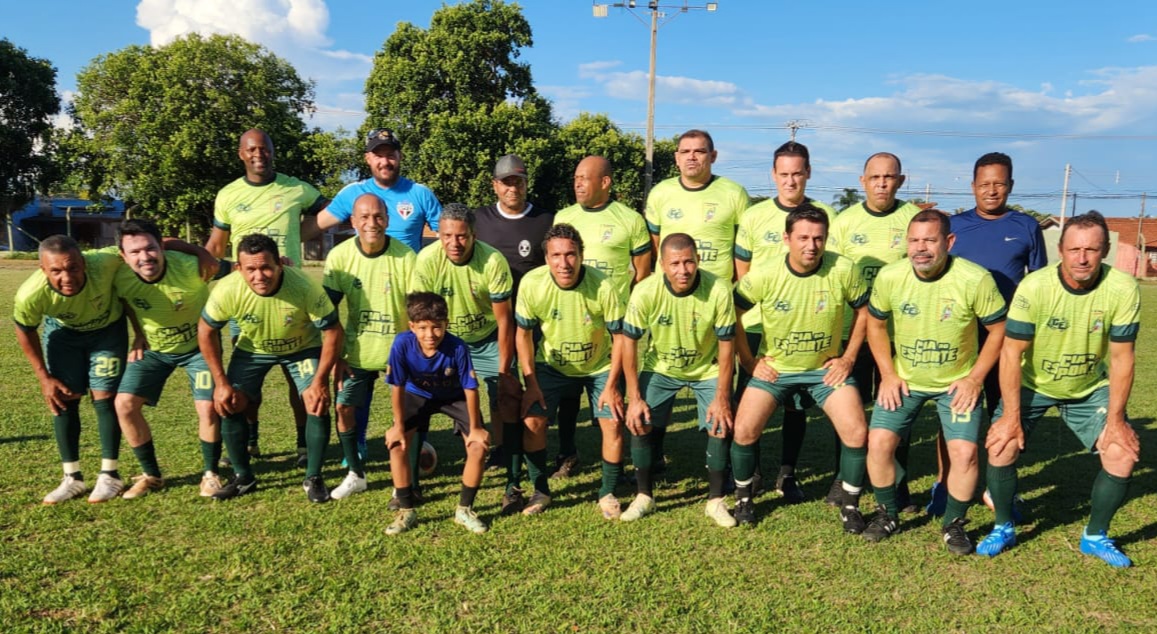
left=914, top=255, right=954, bottom=283
left=137, top=259, right=169, bottom=285
left=48, top=274, right=88, bottom=297
left=355, top=237, right=392, bottom=259
left=241, top=174, right=278, bottom=188
left=678, top=174, right=717, bottom=193
left=551, top=265, right=586, bottom=290
left=784, top=252, right=822, bottom=278
left=664, top=271, right=701, bottom=297
left=252, top=270, right=286, bottom=297
left=773, top=197, right=813, bottom=213
left=448, top=244, right=477, bottom=267
left=864, top=199, right=902, bottom=217
left=1056, top=263, right=1106, bottom=295
left=496, top=201, right=534, bottom=219
left=580, top=201, right=612, bottom=212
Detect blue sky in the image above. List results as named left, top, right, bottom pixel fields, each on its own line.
left=4, top=0, right=1156, bottom=217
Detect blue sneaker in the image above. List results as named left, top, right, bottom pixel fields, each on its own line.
left=1080, top=531, right=1132, bottom=568
left=925, top=481, right=948, bottom=517
left=976, top=522, right=1016, bottom=557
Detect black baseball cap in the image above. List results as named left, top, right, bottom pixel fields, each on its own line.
left=366, top=128, right=401, bottom=152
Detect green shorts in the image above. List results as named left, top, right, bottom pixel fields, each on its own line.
left=639, top=371, right=719, bottom=431
left=869, top=389, right=981, bottom=443
left=467, top=332, right=507, bottom=412
left=336, top=366, right=379, bottom=406
left=734, top=331, right=762, bottom=401
left=226, top=347, right=320, bottom=402
left=118, top=349, right=213, bottom=404
left=527, top=363, right=615, bottom=421
left=42, top=316, right=128, bottom=394
left=746, top=368, right=856, bottom=411
left=994, top=385, right=1112, bottom=451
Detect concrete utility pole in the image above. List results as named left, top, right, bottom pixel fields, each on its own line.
left=1059, top=163, right=1071, bottom=227
left=1137, top=193, right=1146, bottom=278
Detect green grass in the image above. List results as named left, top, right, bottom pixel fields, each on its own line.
left=0, top=260, right=1155, bottom=633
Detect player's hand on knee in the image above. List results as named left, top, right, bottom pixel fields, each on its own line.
left=466, top=427, right=491, bottom=452
left=1097, top=418, right=1140, bottom=462
left=947, top=377, right=981, bottom=415
left=753, top=357, right=778, bottom=383
left=302, top=385, right=329, bottom=416
left=40, top=376, right=77, bottom=415
left=876, top=373, right=908, bottom=412
left=385, top=425, right=407, bottom=452
left=599, top=386, right=625, bottom=422
left=985, top=414, right=1024, bottom=457
left=822, top=355, right=853, bottom=386
left=626, top=399, right=651, bottom=435
left=521, top=385, right=545, bottom=418
left=707, top=397, right=733, bottom=436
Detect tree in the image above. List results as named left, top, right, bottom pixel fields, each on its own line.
left=0, top=39, right=60, bottom=239
left=832, top=187, right=863, bottom=210
left=1009, top=203, right=1051, bottom=223
left=298, top=128, right=363, bottom=200
left=69, top=34, right=315, bottom=235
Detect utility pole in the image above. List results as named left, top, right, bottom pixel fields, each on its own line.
left=1059, top=163, right=1071, bottom=227
left=1138, top=193, right=1146, bottom=278
left=786, top=119, right=804, bottom=142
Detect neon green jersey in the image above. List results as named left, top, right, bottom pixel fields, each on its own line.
left=323, top=237, right=415, bottom=370
left=13, top=246, right=124, bottom=333
left=733, top=252, right=867, bottom=373
left=213, top=173, right=323, bottom=266
left=202, top=266, right=338, bottom=355
left=412, top=239, right=512, bottom=345
left=869, top=256, right=1007, bottom=392
left=114, top=252, right=210, bottom=354
left=555, top=200, right=651, bottom=300
left=829, top=200, right=923, bottom=288
left=515, top=265, right=624, bottom=377
left=623, top=270, right=736, bottom=381
left=644, top=175, right=749, bottom=280
left=1005, top=264, right=1140, bottom=399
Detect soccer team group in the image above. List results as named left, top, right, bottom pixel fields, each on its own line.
left=13, top=127, right=1141, bottom=566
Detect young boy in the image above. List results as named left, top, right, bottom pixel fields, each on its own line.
left=384, top=292, right=491, bottom=535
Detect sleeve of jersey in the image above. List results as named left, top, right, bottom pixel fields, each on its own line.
left=321, top=259, right=345, bottom=306
left=733, top=276, right=758, bottom=312
left=325, top=185, right=356, bottom=222
left=11, top=289, right=42, bottom=331
left=643, top=196, right=661, bottom=234
left=733, top=218, right=753, bottom=262
left=307, top=284, right=339, bottom=330
left=1027, top=222, right=1048, bottom=272
left=384, top=342, right=406, bottom=387
left=1108, top=282, right=1141, bottom=343
left=1004, top=286, right=1036, bottom=341
left=487, top=254, right=513, bottom=302
left=621, top=294, right=648, bottom=340
left=302, top=182, right=325, bottom=215
left=456, top=343, right=480, bottom=391
left=867, top=279, right=891, bottom=320
left=845, top=265, right=870, bottom=309
left=201, top=286, right=230, bottom=330
left=974, top=273, right=1008, bottom=325
left=713, top=283, right=736, bottom=340
left=425, top=189, right=443, bottom=232
left=212, top=191, right=231, bottom=230
left=602, top=282, right=626, bottom=334
left=514, top=289, right=539, bottom=330
left=630, top=216, right=652, bottom=256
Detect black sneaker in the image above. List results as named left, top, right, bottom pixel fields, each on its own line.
left=211, top=474, right=257, bottom=501
left=862, top=506, right=899, bottom=543
left=295, top=448, right=308, bottom=469
left=751, top=469, right=765, bottom=498
left=550, top=454, right=580, bottom=479
left=733, top=499, right=756, bottom=526
left=501, top=487, right=526, bottom=516
left=387, top=486, right=424, bottom=511
left=303, top=475, right=329, bottom=503
left=824, top=478, right=844, bottom=507
left=774, top=472, right=806, bottom=505
left=896, top=480, right=917, bottom=514
left=942, top=517, right=973, bottom=555
left=840, top=504, right=866, bottom=534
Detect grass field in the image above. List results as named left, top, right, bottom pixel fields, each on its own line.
left=0, top=259, right=1154, bottom=633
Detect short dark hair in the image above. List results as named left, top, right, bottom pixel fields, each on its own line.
left=864, top=152, right=902, bottom=175
left=39, top=234, right=80, bottom=257
left=237, top=233, right=280, bottom=261
left=660, top=232, right=697, bottom=255
left=909, top=209, right=951, bottom=240
left=1061, top=210, right=1111, bottom=254
left=973, top=152, right=1013, bottom=181
left=678, top=129, right=714, bottom=152
left=774, top=141, right=810, bottom=171
left=785, top=204, right=829, bottom=235
left=440, top=202, right=475, bottom=229
left=407, top=291, right=448, bottom=323
left=117, top=218, right=163, bottom=250
left=542, top=223, right=584, bottom=257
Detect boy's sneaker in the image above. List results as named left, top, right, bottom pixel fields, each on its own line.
left=620, top=494, right=656, bottom=522
left=386, top=508, right=418, bottom=535
left=302, top=475, right=329, bottom=503
left=862, top=506, right=899, bottom=543
left=501, top=487, right=526, bottom=516
left=598, top=493, right=621, bottom=520
left=551, top=454, right=580, bottom=479
left=88, top=473, right=124, bottom=503
left=330, top=472, right=367, bottom=500
left=733, top=499, right=756, bottom=526
left=122, top=474, right=164, bottom=500
left=199, top=474, right=224, bottom=497
left=522, top=491, right=551, bottom=516
left=211, top=474, right=257, bottom=501
left=387, top=486, right=424, bottom=511
left=942, top=518, right=973, bottom=555
left=1079, top=531, right=1132, bottom=568
left=925, top=481, right=948, bottom=517
left=43, top=475, right=87, bottom=505
left=841, top=503, right=866, bottom=535
left=982, top=489, right=1025, bottom=523
left=824, top=478, right=844, bottom=507
left=774, top=472, right=806, bottom=505
left=705, top=497, right=736, bottom=528
left=976, top=522, right=1016, bottom=557
left=454, top=506, right=489, bottom=534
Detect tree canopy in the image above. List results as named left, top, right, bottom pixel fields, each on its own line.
left=0, top=38, right=60, bottom=217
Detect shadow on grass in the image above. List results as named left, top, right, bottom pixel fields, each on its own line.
left=0, top=434, right=51, bottom=445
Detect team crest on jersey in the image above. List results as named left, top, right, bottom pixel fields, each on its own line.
left=703, top=203, right=717, bottom=222
left=584, top=312, right=592, bottom=325
left=171, top=292, right=185, bottom=311
left=657, top=314, right=673, bottom=326
left=890, top=229, right=904, bottom=249
left=900, top=302, right=920, bottom=317
left=1089, top=311, right=1104, bottom=333
left=773, top=299, right=792, bottom=312
left=397, top=202, right=415, bottom=220
left=272, top=196, right=283, bottom=212
left=550, top=309, right=563, bottom=321
left=764, top=231, right=782, bottom=244
left=689, top=311, right=701, bottom=330
left=1046, top=316, right=1069, bottom=331
left=445, top=367, right=455, bottom=377
left=666, top=208, right=684, bottom=220
left=814, top=290, right=830, bottom=314
left=851, top=233, right=869, bottom=245
left=600, top=225, right=615, bottom=243
left=518, top=240, right=531, bottom=257
left=439, top=286, right=455, bottom=298
left=284, top=314, right=294, bottom=326
left=939, top=300, right=956, bottom=321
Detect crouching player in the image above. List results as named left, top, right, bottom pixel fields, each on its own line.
left=622, top=233, right=737, bottom=525
left=384, top=292, right=490, bottom=535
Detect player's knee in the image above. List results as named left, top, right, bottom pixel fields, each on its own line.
left=946, top=441, right=978, bottom=469
left=1100, top=444, right=1136, bottom=478
left=868, top=430, right=898, bottom=457
left=988, top=445, right=1019, bottom=467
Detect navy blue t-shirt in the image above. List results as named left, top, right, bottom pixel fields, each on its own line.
left=385, top=330, right=478, bottom=401
left=950, top=208, right=1048, bottom=300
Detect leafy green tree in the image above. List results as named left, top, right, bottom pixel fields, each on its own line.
left=553, top=113, right=650, bottom=211
left=1009, top=203, right=1051, bottom=222
left=69, top=34, right=314, bottom=235
left=832, top=186, right=864, bottom=210
left=1, top=39, right=60, bottom=233
left=298, top=128, right=363, bottom=200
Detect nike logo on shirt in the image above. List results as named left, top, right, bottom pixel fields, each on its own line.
left=1004, top=237, right=1018, bottom=242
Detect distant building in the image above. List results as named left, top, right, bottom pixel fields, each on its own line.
left=1042, top=215, right=1156, bottom=278
left=5, top=197, right=126, bottom=251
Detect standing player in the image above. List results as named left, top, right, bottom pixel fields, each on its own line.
left=861, top=211, right=1007, bottom=554
left=552, top=155, right=651, bottom=479
left=622, top=233, right=737, bottom=525
left=322, top=194, right=416, bottom=499
left=199, top=234, right=343, bottom=502
left=732, top=141, right=837, bottom=503
left=729, top=206, right=870, bottom=532
left=517, top=224, right=628, bottom=518
left=978, top=211, right=1141, bottom=567
left=384, top=292, right=491, bottom=535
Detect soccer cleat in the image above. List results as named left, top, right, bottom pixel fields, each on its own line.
left=295, top=448, right=308, bottom=469
left=199, top=473, right=224, bottom=497
left=211, top=474, right=257, bottom=501
left=598, top=493, right=621, bottom=520
left=824, top=478, right=844, bottom=507
left=750, top=469, right=766, bottom=498
left=501, top=487, right=526, bottom=516
left=88, top=473, right=125, bottom=503
left=774, top=472, right=806, bottom=505
left=387, top=486, right=424, bottom=511
left=121, top=474, right=164, bottom=500
left=733, top=499, right=756, bottom=526
left=925, top=480, right=948, bottom=517
left=705, top=497, right=737, bottom=528
left=895, top=480, right=917, bottom=514
left=862, top=507, right=899, bottom=543
left=386, top=508, right=418, bottom=535
left=522, top=491, right=551, bottom=516
left=620, top=494, right=656, bottom=522
left=454, top=506, right=489, bottom=534
left=1080, top=531, right=1131, bottom=568
left=942, top=518, right=974, bottom=555
left=976, top=522, right=1016, bottom=557
left=302, top=475, right=329, bottom=503
left=982, top=489, right=1025, bottom=523
left=43, top=475, right=87, bottom=505
left=841, top=504, right=867, bottom=535
left=218, top=454, right=232, bottom=469
left=330, top=471, right=367, bottom=500
left=551, top=454, right=580, bottom=479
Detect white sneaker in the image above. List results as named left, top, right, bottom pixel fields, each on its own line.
left=199, top=474, right=224, bottom=497
left=88, top=473, right=124, bottom=503
left=705, top=497, right=737, bottom=528
left=330, top=471, right=367, bottom=500
left=43, top=475, right=88, bottom=505
left=620, top=494, right=656, bottom=522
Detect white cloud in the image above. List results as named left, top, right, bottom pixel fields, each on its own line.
left=1127, top=34, right=1153, bottom=43
left=578, top=60, right=622, bottom=77
left=579, top=60, right=741, bottom=107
